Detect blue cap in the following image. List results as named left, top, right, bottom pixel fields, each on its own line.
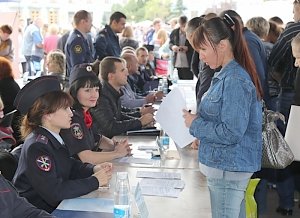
left=14, top=76, right=61, bottom=115
left=69, top=64, right=98, bottom=85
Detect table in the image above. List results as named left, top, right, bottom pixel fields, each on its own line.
left=56, top=167, right=211, bottom=218
left=115, top=135, right=199, bottom=169
left=54, top=135, right=211, bottom=218
left=54, top=79, right=212, bottom=217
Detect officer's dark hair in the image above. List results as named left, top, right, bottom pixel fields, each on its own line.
left=100, top=56, right=123, bottom=82
left=73, top=10, right=90, bottom=26
left=20, top=91, right=73, bottom=139
left=109, top=11, right=126, bottom=25
left=69, top=76, right=102, bottom=109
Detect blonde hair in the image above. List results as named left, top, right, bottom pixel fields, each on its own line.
left=156, top=29, right=168, bottom=45
left=246, top=17, right=270, bottom=39
left=121, top=26, right=134, bottom=38
left=46, top=50, right=66, bottom=74
left=48, top=23, right=59, bottom=35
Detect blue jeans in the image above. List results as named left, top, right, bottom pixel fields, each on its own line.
left=207, top=177, right=250, bottom=218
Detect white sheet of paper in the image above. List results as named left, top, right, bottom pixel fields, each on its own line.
left=136, top=171, right=181, bottom=180
left=140, top=178, right=185, bottom=189
left=57, top=198, right=113, bottom=213
left=285, top=105, right=300, bottom=161
left=138, top=186, right=181, bottom=198
left=118, top=157, right=155, bottom=165
left=156, top=87, right=195, bottom=148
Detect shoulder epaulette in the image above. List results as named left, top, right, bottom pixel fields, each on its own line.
left=35, top=134, right=49, bottom=145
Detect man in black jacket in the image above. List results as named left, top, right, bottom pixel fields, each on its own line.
left=169, top=15, right=194, bottom=80
left=91, top=57, right=154, bottom=138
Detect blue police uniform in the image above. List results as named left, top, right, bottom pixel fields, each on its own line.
left=94, top=25, right=121, bottom=60
left=12, top=127, right=99, bottom=213
left=0, top=174, right=54, bottom=218
left=12, top=76, right=99, bottom=213
left=60, top=65, right=102, bottom=159
left=60, top=108, right=101, bottom=159
left=65, top=29, right=94, bottom=77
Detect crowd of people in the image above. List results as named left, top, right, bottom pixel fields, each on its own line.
left=1, top=1, right=300, bottom=217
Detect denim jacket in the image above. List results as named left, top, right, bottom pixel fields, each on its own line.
left=190, top=60, right=262, bottom=172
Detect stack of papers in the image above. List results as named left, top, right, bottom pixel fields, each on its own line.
left=118, top=157, right=155, bottom=165
left=136, top=171, right=185, bottom=198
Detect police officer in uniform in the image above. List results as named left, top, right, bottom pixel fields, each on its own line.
left=12, top=76, right=112, bottom=213
left=60, top=64, right=130, bottom=164
left=0, top=174, right=54, bottom=218
left=65, top=10, right=94, bottom=77
left=94, top=11, right=126, bottom=60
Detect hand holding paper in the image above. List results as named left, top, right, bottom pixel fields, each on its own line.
left=182, top=109, right=197, bottom=128
left=156, top=87, right=195, bottom=148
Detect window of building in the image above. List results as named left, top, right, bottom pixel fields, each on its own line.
left=48, top=9, right=58, bottom=24
left=30, top=9, right=40, bottom=21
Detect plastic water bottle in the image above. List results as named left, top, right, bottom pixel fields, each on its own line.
left=114, top=172, right=131, bottom=218
left=162, top=77, right=168, bottom=95
left=158, top=79, right=163, bottom=91
left=172, top=68, right=178, bottom=84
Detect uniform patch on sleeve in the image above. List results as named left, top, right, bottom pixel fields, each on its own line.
left=36, top=156, right=52, bottom=172
left=71, top=123, right=83, bottom=139
left=74, top=45, right=82, bottom=53
left=36, top=134, right=48, bottom=144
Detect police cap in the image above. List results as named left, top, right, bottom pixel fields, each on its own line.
left=14, top=76, right=61, bottom=115
left=69, top=64, right=98, bottom=85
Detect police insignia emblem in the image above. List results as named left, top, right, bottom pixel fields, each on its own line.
left=36, top=134, right=48, bottom=144
left=71, top=123, right=83, bottom=139
left=74, top=45, right=82, bottom=53
left=36, top=156, right=52, bottom=172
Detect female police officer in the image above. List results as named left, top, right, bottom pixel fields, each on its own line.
left=60, top=64, right=131, bottom=164
left=12, top=76, right=112, bottom=213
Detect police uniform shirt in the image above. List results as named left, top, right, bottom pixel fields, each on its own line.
left=65, top=29, right=94, bottom=76
left=12, top=126, right=98, bottom=213
left=60, top=108, right=101, bottom=159
left=0, top=174, right=54, bottom=218
left=94, top=25, right=121, bottom=60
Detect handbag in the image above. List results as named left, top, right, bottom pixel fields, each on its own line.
left=261, top=103, right=294, bottom=169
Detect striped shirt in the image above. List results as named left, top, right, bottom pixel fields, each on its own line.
left=269, top=22, right=300, bottom=89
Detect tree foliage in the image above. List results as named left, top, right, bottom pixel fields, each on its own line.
left=170, top=0, right=187, bottom=18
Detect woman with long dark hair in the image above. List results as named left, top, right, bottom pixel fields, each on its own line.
left=183, top=15, right=263, bottom=218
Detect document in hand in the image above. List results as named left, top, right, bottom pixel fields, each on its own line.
left=285, top=105, right=300, bottom=161
left=156, top=87, right=195, bottom=148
